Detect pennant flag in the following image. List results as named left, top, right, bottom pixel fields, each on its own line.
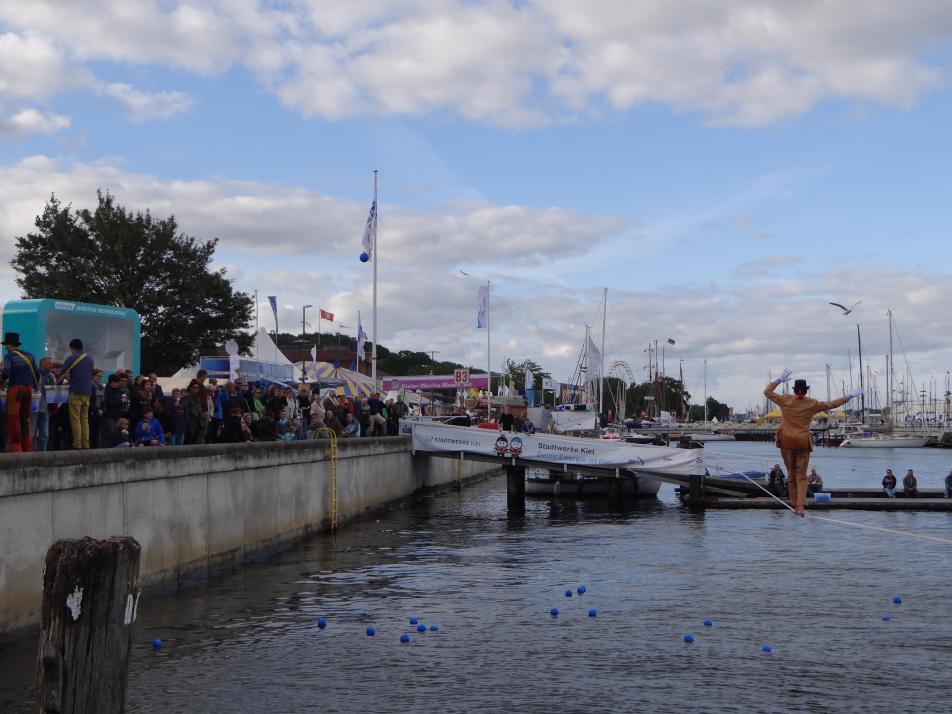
left=361, top=200, right=376, bottom=261
left=525, top=369, right=534, bottom=390
left=267, top=296, right=278, bottom=326
left=320, top=308, right=334, bottom=321
left=476, top=284, right=488, bottom=328
left=357, top=315, right=368, bottom=361
left=666, top=337, right=676, bottom=346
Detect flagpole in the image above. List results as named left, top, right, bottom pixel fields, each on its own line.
left=254, top=289, right=259, bottom=358
left=487, top=280, right=492, bottom=423
left=372, top=169, right=378, bottom=393
left=599, top=287, right=606, bottom=417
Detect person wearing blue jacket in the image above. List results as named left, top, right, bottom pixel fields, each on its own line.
left=134, top=405, right=165, bottom=446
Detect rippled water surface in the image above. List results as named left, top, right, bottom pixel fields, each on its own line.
left=1, top=443, right=951, bottom=713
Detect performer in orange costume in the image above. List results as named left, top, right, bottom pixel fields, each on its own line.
left=764, top=369, right=861, bottom=516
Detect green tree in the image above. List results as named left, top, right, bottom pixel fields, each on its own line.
left=503, top=358, right=551, bottom=391
left=11, top=191, right=254, bottom=375
left=625, top=377, right=691, bottom=419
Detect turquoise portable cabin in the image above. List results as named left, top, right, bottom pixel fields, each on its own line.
left=2, top=299, right=141, bottom=374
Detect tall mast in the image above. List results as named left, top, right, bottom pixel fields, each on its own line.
left=486, top=280, right=492, bottom=422
left=888, top=309, right=894, bottom=427
left=856, top=323, right=865, bottom=423
left=371, top=170, right=378, bottom=392
left=703, top=359, right=708, bottom=423
left=599, top=287, right=607, bottom=416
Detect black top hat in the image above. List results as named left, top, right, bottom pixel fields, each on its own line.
left=2, top=332, right=21, bottom=346
left=793, top=379, right=809, bottom=392
left=69, top=338, right=83, bottom=350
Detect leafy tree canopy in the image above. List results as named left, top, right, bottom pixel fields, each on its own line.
left=503, top=358, right=551, bottom=391
left=11, top=191, right=254, bottom=375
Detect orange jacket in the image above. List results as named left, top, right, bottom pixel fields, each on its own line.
left=764, top=382, right=849, bottom=451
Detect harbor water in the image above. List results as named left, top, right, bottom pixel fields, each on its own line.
left=1, top=442, right=950, bottom=713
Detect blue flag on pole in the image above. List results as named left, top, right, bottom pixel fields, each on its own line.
left=267, top=296, right=278, bottom=328
left=361, top=201, right=376, bottom=260
left=476, top=284, right=488, bottom=328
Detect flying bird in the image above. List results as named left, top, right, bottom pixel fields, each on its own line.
left=829, top=300, right=862, bottom=315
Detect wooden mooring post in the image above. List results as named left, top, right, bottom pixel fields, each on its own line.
left=36, top=537, right=142, bottom=714
left=506, top=465, right=526, bottom=515
left=688, top=474, right=706, bottom=509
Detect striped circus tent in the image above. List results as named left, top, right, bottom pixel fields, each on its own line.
left=296, top=361, right=374, bottom=397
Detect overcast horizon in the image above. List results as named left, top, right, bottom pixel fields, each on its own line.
left=2, top=1, right=952, bottom=409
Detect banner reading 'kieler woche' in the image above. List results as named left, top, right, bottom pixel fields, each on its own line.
left=410, top=421, right=703, bottom=476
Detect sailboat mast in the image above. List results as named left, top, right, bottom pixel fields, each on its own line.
left=888, top=309, right=894, bottom=427
left=856, top=324, right=865, bottom=423
left=703, top=359, right=708, bottom=423
left=599, top=288, right=607, bottom=417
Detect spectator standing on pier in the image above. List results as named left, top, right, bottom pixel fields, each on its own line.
left=500, top=408, right=515, bottom=432
left=945, top=469, right=952, bottom=498
left=807, top=468, right=823, bottom=497
left=185, top=380, right=207, bottom=444
left=33, top=357, right=55, bottom=451
left=367, top=392, right=386, bottom=436
left=902, top=469, right=919, bottom=498
left=764, top=371, right=858, bottom=517
left=89, top=369, right=104, bottom=448
left=1, top=332, right=39, bottom=453
left=882, top=469, right=898, bottom=497
left=59, top=338, right=95, bottom=450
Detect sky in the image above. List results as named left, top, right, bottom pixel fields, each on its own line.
left=2, top=0, right=952, bottom=410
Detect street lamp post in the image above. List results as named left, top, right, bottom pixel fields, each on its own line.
left=302, top=304, right=313, bottom=381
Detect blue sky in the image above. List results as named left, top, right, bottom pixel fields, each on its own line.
left=2, top=1, right=952, bottom=409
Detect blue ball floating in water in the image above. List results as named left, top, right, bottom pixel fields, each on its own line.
left=893, top=596, right=902, bottom=605
left=882, top=614, right=891, bottom=622
left=360, top=252, right=370, bottom=263
left=366, top=626, right=376, bottom=636
left=317, top=617, right=327, bottom=629
left=417, top=623, right=426, bottom=632
left=550, top=608, right=559, bottom=617
left=152, top=639, right=162, bottom=651
left=762, top=645, right=772, bottom=653
left=400, top=633, right=410, bottom=643
left=410, top=617, right=418, bottom=625
left=588, top=609, right=597, bottom=618
left=577, top=585, right=587, bottom=595
left=683, top=634, right=694, bottom=643
left=430, top=625, right=438, bottom=632
left=565, top=589, right=573, bottom=598
left=703, top=619, right=713, bottom=627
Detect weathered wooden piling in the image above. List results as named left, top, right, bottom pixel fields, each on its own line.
left=506, top=465, right=526, bottom=514
left=688, top=473, right=706, bottom=508
left=36, top=537, right=141, bottom=714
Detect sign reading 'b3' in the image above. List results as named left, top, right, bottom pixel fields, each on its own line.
left=453, top=368, right=470, bottom=386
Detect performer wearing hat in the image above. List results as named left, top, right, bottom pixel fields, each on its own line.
left=765, top=370, right=861, bottom=516
left=1, top=332, right=39, bottom=453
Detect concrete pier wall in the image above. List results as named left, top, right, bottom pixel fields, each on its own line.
left=0, top=438, right=497, bottom=634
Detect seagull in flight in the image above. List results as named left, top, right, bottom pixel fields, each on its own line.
left=829, top=300, right=862, bottom=315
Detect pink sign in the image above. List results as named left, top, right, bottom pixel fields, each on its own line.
left=381, top=374, right=489, bottom=391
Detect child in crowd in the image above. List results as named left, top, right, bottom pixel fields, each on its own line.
left=135, top=406, right=165, bottom=446
left=114, top=418, right=131, bottom=447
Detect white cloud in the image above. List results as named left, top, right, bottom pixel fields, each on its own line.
left=3, top=2, right=951, bottom=128
left=100, top=83, right=192, bottom=121
left=0, top=108, right=70, bottom=136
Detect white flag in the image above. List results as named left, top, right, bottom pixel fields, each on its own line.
left=542, top=377, right=557, bottom=391
left=525, top=369, right=534, bottom=390
left=356, top=315, right=368, bottom=361
left=476, top=284, right=488, bottom=328
left=586, top=335, right=602, bottom=383
left=310, top=345, right=317, bottom=362
left=361, top=200, right=376, bottom=260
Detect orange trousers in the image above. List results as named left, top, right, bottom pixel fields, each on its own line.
left=6, top=384, right=34, bottom=453
left=780, top=447, right=810, bottom=508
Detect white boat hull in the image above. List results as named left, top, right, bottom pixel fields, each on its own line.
left=839, top=436, right=930, bottom=448
left=686, top=433, right=736, bottom=442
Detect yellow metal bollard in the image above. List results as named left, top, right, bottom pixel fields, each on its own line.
left=314, top=428, right=339, bottom=532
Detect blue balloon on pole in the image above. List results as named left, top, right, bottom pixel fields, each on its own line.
left=360, top=252, right=370, bottom=263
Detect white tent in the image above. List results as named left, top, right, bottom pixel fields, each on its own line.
left=171, top=328, right=302, bottom=381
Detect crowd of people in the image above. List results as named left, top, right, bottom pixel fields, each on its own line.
left=766, top=463, right=952, bottom=499
left=1, top=330, right=411, bottom=452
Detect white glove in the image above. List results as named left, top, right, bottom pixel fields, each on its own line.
left=777, top=368, right=792, bottom=383
left=848, top=387, right=863, bottom=399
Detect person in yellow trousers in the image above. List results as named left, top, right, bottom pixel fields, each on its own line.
left=764, top=369, right=861, bottom=516
left=59, top=338, right=95, bottom=449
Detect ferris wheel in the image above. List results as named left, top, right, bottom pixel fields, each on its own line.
left=607, top=361, right=635, bottom=420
